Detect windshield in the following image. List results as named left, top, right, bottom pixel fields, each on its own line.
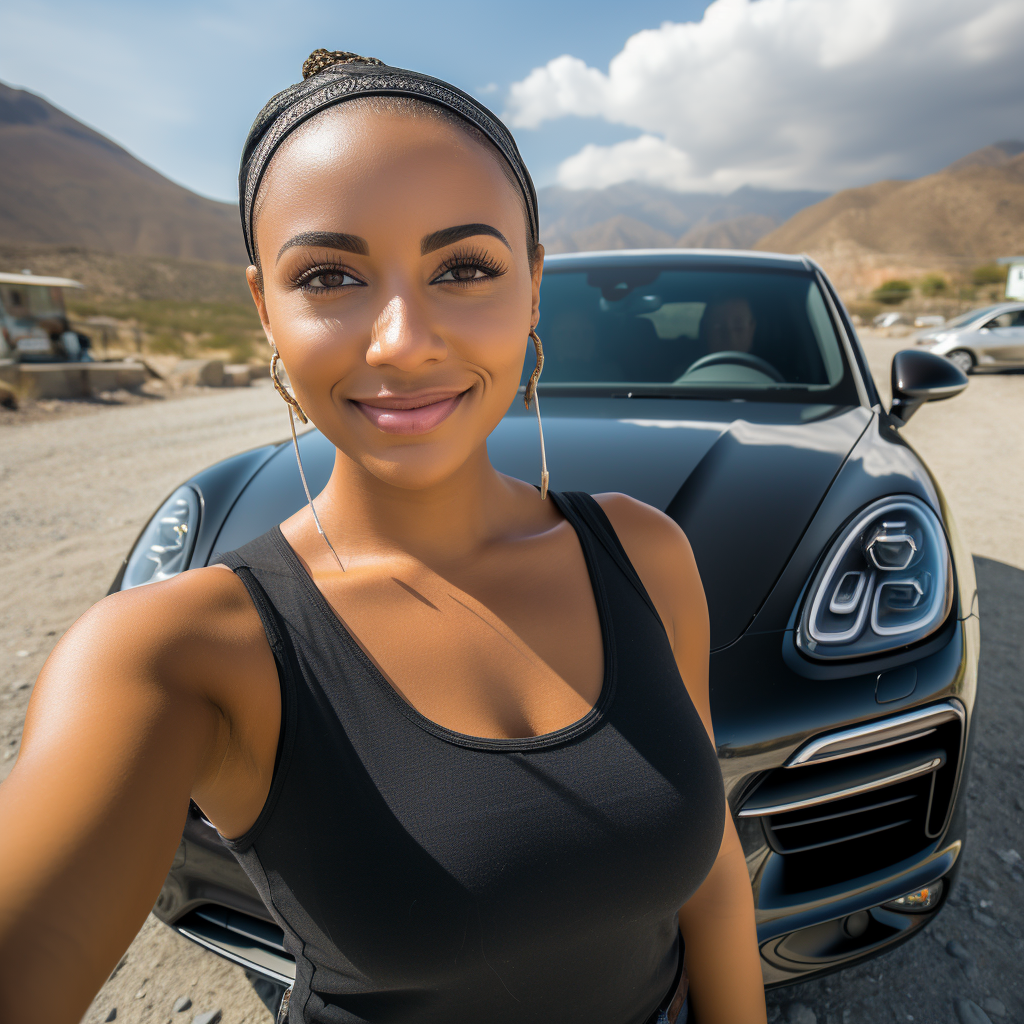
left=526, top=265, right=855, bottom=402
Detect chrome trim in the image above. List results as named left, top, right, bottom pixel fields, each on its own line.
left=177, top=926, right=295, bottom=985
left=786, top=701, right=964, bottom=767
left=866, top=528, right=917, bottom=571
left=738, top=758, right=943, bottom=817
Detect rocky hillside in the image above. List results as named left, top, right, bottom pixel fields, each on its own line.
left=0, top=82, right=245, bottom=265
left=756, top=142, right=1024, bottom=271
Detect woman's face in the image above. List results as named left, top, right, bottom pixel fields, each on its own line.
left=250, top=106, right=542, bottom=493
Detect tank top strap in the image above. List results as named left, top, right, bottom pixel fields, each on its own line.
left=211, top=536, right=301, bottom=852
left=549, top=490, right=663, bottom=627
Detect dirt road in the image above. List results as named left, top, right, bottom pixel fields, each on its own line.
left=0, top=339, right=1021, bottom=1024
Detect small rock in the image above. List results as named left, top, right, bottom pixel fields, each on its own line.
left=996, top=849, right=1022, bottom=868
left=1015, top=796, right=1024, bottom=811
left=955, top=1000, right=993, bottom=1024
left=174, top=996, right=192, bottom=1012
left=104, top=1011, right=117, bottom=1023
left=786, top=1004, right=816, bottom=1024
left=972, top=909, right=998, bottom=927
left=946, top=940, right=979, bottom=978
left=981, top=997, right=1007, bottom=1018
left=15, top=650, right=28, bottom=658
left=8, top=680, right=29, bottom=691
left=135, top=987, right=146, bottom=999
left=192, top=1011, right=223, bottom=1024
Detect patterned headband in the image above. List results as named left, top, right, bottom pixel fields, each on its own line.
left=239, top=50, right=539, bottom=266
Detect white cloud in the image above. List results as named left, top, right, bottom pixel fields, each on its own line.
left=506, top=0, right=1024, bottom=193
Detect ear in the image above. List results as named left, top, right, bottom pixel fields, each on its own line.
left=530, top=243, right=545, bottom=329
left=246, top=265, right=275, bottom=348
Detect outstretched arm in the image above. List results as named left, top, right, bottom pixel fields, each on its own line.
left=597, top=493, right=766, bottom=1024
left=0, top=568, right=274, bottom=1024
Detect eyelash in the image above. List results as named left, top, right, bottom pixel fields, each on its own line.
left=291, top=246, right=507, bottom=295
left=294, top=263, right=364, bottom=293
left=431, top=247, right=508, bottom=286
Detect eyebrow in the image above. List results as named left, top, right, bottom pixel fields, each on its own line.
left=421, top=223, right=511, bottom=255
left=276, top=231, right=369, bottom=263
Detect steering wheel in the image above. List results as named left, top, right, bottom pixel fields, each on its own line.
left=676, top=350, right=786, bottom=383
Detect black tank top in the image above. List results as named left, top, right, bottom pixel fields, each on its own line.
left=216, top=491, right=724, bottom=1024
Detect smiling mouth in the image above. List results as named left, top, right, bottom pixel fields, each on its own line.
left=352, top=389, right=469, bottom=435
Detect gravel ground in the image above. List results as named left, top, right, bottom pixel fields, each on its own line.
left=0, top=336, right=1021, bottom=1024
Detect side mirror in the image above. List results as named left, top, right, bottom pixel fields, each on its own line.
left=890, top=349, right=968, bottom=426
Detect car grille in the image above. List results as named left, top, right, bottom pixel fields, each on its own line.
left=739, top=701, right=964, bottom=892
left=175, top=905, right=295, bottom=984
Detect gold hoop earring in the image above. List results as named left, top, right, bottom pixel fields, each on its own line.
left=270, top=349, right=308, bottom=424
left=269, top=349, right=346, bottom=573
left=525, top=328, right=550, bottom=500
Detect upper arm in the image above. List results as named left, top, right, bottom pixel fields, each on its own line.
left=0, top=567, right=268, bottom=1023
left=594, top=493, right=713, bottom=744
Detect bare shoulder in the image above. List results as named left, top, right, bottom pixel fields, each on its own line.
left=592, top=493, right=712, bottom=734
left=591, top=493, right=707, bottom=643
left=40, top=564, right=271, bottom=712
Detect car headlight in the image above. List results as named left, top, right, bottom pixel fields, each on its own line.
left=121, top=486, right=200, bottom=590
left=796, top=496, right=953, bottom=659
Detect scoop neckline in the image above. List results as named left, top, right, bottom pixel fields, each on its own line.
left=269, top=503, right=616, bottom=753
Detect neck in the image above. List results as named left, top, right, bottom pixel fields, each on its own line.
left=311, top=443, right=531, bottom=568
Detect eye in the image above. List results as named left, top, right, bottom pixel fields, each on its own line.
left=434, top=264, right=490, bottom=283
left=297, top=267, right=364, bottom=292
left=431, top=247, right=506, bottom=286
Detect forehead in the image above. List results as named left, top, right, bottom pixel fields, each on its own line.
left=254, top=105, right=523, bottom=250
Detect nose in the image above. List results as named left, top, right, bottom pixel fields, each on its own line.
left=366, top=294, right=447, bottom=371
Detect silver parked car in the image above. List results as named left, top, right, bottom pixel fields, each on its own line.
left=915, top=302, right=1024, bottom=374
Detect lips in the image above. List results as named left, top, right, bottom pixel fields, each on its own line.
left=353, top=390, right=467, bottom=435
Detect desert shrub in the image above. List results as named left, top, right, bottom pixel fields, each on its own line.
left=846, top=300, right=882, bottom=320
left=148, top=332, right=188, bottom=355
left=871, top=279, right=913, bottom=305
left=919, top=273, right=949, bottom=297
left=972, top=264, right=1007, bottom=286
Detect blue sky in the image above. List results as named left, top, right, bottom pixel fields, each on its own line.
left=2, top=0, right=1022, bottom=203
left=0, top=0, right=710, bottom=202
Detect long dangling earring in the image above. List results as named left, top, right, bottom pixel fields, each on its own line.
left=269, top=348, right=346, bottom=572
left=524, top=328, right=550, bottom=500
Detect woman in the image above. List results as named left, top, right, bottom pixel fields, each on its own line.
left=0, top=52, right=767, bottom=1024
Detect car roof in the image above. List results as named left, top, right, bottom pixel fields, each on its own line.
left=542, top=249, right=813, bottom=273
left=0, top=271, right=84, bottom=288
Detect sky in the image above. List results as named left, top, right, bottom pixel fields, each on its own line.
left=1, top=0, right=1023, bottom=204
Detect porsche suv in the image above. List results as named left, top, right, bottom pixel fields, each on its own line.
left=112, top=250, right=978, bottom=1004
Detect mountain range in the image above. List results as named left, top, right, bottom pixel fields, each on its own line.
left=1, top=79, right=1021, bottom=302
left=0, top=81, right=245, bottom=265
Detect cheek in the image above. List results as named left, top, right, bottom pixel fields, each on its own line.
left=443, top=287, right=532, bottom=387
left=267, top=289, right=370, bottom=383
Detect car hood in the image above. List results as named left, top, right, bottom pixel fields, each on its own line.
left=210, top=397, right=871, bottom=651
left=490, top=398, right=871, bottom=648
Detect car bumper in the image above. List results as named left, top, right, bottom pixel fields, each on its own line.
left=714, top=609, right=979, bottom=987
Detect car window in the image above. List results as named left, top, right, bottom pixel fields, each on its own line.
left=523, top=266, right=855, bottom=402
left=944, top=305, right=1002, bottom=329
left=984, top=313, right=1016, bottom=329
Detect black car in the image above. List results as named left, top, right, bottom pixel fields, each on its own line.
left=112, top=250, right=978, bottom=1006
